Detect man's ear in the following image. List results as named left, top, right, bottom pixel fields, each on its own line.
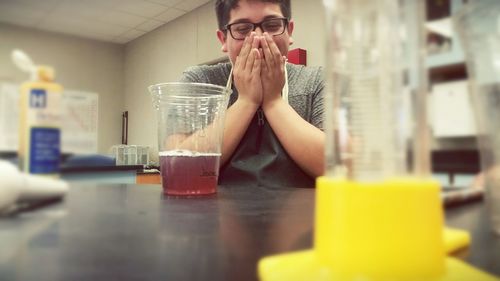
left=287, top=19, right=295, bottom=46
left=217, top=30, right=228, bottom=52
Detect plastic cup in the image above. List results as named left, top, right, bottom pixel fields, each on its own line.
left=454, top=0, right=500, bottom=235
left=149, top=83, right=231, bottom=196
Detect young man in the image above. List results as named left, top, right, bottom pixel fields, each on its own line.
left=180, top=0, right=325, bottom=188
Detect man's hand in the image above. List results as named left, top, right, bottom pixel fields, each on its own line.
left=233, top=32, right=263, bottom=108
left=260, top=32, right=286, bottom=109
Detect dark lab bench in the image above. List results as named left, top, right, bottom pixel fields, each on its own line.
left=0, top=183, right=498, bottom=281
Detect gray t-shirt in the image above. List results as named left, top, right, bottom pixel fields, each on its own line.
left=180, top=62, right=324, bottom=130
left=179, top=62, right=324, bottom=188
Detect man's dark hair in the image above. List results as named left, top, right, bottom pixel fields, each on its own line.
left=215, top=0, right=291, bottom=31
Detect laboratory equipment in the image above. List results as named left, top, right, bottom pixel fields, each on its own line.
left=149, top=82, right=230, bottom=196
left=258, top=0, right=498, bottom=280
left=111, top=144, right=150, bottom=166
left=454, top=0, right=500, bottom=236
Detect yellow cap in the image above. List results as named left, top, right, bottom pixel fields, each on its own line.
left=37, top=66, right=54, bottom=82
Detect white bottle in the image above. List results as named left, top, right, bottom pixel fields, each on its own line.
left=0, top=160, right=68, bottom=213
left=13, top=50, right=63, bottom=175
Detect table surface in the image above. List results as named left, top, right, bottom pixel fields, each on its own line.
left=0, top=183, right=498, bottom=281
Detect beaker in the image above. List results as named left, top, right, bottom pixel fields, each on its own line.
left=149, top=83, right=231, bottom=196
left=319, top=0, right=446, bottom=275
left=454, top=0, right=500, bottom=235
left=323, top=0, right=418, bottom=180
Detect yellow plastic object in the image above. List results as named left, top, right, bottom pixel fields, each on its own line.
left=259, top=177, right=499, bottom=281
left=443, top=227, right=471, bottom=254
left=37, top=66, right=55, bottom=82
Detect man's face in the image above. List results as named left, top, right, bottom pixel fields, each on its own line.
left=217, top=0, right=294, bottom=64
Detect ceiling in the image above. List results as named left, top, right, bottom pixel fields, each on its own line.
left=0, top=0, right=212, bottom=44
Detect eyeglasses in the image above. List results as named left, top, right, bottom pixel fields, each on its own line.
left=224, top=17, right=289, bottom=40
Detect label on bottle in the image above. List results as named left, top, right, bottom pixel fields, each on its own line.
left=26, top=88, right=62, bottom=174
left=27, top=89, right=61, bottom=126
left=29, top=127, right=60, bottom=173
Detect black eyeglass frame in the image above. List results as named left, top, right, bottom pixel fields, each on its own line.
left=224, top=17, right=290, bottom=40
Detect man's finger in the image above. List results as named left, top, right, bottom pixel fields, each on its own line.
left=239, top=33, right=253, bottom=57
left=261, top=58, right=267, bottom=75
left=261, top=34, right=274, bottom=68
left=244, top=35, right=260, bottom=72
left=239, top=33, right=255, bottom=69
left=252, top=49, right=261, bottom=75
left=265, top=33, right=282, bottom=63
left=245, top=47, right=257, bottom=73
left=234, top=54, right=243, bottom=74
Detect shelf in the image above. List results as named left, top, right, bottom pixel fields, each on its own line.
left=429, top=63, right=467, bottom=84
left=425, top=0, right=466, bottom=69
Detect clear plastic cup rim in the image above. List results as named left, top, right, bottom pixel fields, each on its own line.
left=149, top=82, right=231, bottom=109
left=148, top=82, right=231, bottom=97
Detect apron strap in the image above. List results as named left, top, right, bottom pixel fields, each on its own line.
left=282, top=61, right=289, bottom=102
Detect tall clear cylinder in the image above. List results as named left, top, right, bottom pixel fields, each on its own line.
left=454, top=0, right=500, bottom=235
left=323, top=0, right=422, bottom=181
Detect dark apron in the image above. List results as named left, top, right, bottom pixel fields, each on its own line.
left=219, top=107, right=315, bottom=188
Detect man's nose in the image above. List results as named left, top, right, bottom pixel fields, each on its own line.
left=253, top=26, right=264, bottom=35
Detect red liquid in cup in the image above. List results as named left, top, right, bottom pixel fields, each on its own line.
left=159, top=151, right=221, bottom=196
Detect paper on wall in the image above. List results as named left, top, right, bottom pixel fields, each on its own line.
left=61, top=89, right=99, bottom=154
left=0, top=83, right=20, bottom=151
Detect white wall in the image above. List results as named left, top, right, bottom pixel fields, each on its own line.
left=289, top=0, right=327, bottom=67
left=0, top=23, right=125, bottom=154
left=0, top=0, right=475, bottom=161
left=124, top=0, right=326, bottom=161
